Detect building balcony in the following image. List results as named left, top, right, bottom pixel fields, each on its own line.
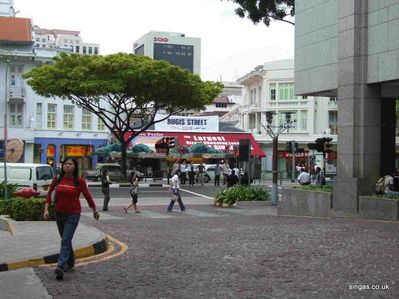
left=240, top=103, right=262, bottom=113
left=8, top=85, right=25, bottom=100
left=267, top=99, right=309, bottom=109
left=328, top=99, right=338, bottom=109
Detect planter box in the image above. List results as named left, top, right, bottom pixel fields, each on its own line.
left=278, top=188, right=332, bottom=217
left=236, top=200, right=273, bottom=207
left=359, top=196, right=399, bottom=221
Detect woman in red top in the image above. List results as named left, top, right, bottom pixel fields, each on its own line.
left=43, top=158, right=99, bottom=280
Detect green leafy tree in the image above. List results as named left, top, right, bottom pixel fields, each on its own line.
left=24, top=53, right=223, bottom=178
left=226, top=0, right=295, bottom=26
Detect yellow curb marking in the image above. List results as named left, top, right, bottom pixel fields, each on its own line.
left=76, top=235, right=127, bottom=267
left=8, top=257, right=45, bottom=270
left=7, top=220, right=15, bottom=236
left=39, top=234, right=127, bottom=269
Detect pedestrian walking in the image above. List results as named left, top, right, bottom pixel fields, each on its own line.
left=101, top=169, right=112, bottom=211
left=214, top=161, right=221, bottom=186
left=226, top=169, right=239, bottom=188
left=198, top=162, right=205, bottom=186
left=167, top=169, right=186, bottom=212
left=124, top=171, right=141, bottom=213
left=180, top=161, right=187, bottom=185
left=43, top=158, right=99, bottom=280
left=222, top=161, right=231, bottom=185
left=188, top=162, right=195, bottom=186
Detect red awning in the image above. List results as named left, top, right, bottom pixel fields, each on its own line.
left=127, top=131, right=265, bottom=157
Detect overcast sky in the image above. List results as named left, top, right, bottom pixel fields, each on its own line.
left=15, top=0, right=295, bottom=82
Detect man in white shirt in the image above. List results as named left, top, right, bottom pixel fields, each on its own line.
left=297, top=168, right=311, bottom=185
left=167, top=169, right=186, bottom=212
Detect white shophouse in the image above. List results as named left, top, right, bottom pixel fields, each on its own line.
left=237, top=59, right=338, bottom=178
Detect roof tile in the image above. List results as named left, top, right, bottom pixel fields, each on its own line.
left=0, top=17, right=32, bottom=43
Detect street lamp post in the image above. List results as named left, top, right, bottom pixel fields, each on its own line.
left=2, top=58, right=9, bottom=202
left=260, top=111, right=296, bottom=205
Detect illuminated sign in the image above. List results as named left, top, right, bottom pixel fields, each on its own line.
left=65, top=145, right=87, bottom=157
left=154, top=37, right=169, bottom=42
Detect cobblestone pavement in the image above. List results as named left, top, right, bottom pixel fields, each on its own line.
left=34, top=205, right=399, bottom=298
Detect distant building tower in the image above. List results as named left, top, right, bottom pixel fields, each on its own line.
left=133, top=31, right=201, bottom=75
left=0, top=0, right=15, bottom=17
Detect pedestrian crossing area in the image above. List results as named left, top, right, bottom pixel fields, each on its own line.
left=82, top=206, right=276, bottom=220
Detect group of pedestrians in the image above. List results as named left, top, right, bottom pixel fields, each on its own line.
left=297, top=166, right=326, bottom=186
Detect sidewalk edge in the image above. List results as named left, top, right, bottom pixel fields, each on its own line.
left=0, top=216, right=15, bottom=236
left=0, top=235, right=108, bottom=272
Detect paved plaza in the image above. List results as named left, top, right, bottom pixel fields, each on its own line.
left=32, top=204, right=398, bottom=298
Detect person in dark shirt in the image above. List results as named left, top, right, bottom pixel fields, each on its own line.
left=226, top=169, right=239, bottom=188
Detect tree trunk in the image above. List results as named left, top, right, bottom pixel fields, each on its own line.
left=120, top=137, right=128, bottom=180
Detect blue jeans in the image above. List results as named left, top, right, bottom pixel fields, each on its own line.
left=56, top=212, right=80, bottom=268
left=167, top=189, right=186, bottom=211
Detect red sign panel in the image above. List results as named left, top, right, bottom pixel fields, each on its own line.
left=126, top=131, right=265, bottom=157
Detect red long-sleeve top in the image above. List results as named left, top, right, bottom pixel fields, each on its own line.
left=46, top=176, right=96, bottom=213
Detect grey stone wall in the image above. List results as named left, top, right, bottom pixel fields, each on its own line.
left=294, top=0, right=338, bottom=95
left=278, top=188, right=332, bottom=217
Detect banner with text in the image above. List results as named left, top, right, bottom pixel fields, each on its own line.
left=154, top=114, right=219, bottom=132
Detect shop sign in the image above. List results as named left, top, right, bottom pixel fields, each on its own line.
left=154, top=114, right=219, bottom=132
left=65, top=145, right=87, bottom=157
left=281, top=151, right=309, bottom=158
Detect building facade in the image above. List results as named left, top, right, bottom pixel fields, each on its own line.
left=237, top=59, right=337, bottom=178
left=0, top=16, right=108, bottom=174
left=133, top=31, right=201, bottom=75
left=295, top=0, right=399, bottom=212
left=0, top=0, right=14, bottom=17
left=33, top=26, right=100, bottom=55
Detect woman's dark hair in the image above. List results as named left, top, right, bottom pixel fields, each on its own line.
left=102, top=169, right=109, bottom=180
left=55, top=158, right=81, bottom=187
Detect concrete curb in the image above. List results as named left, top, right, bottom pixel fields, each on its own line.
left=0, top=216, right=15, bottom=235
left=0, top=234, right=108, bottom=272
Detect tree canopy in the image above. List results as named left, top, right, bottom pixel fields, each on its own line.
left=24, top=53, right=223, bottom=177
left=227, top=0, right=295, bottom=26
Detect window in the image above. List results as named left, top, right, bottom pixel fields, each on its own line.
left=250, top=89, right=256, bottom=104
left=216, top=103, right=227, bottom=108
left=278, top=83, right=294, bottom=101
left=82, top=108, right=92, bottom=130
left=98, top=119, right=106, bottom=131
left=42, top=38, right=46, bottom=42
left=329, top=111, right=338, bottom=134
left=9, top=102, right=23, bottom=128
left=63, top=105, right=74, bottom=130
left=36, top=103, right=42, bottom=129
left=94, top=47, right=98, bottom=55
left=83, top=46, right=87, bottom=54
left=302, top=96, right=308, bottom=99
left=300, top=111, right=307, bottom=131
left=47, top=104, right=57, bottom=129
left=88, top=47, right=92, bottom=54
left=36, top=38, right=40, bottom=42
left=75, top=45, right=80, bottom=53
left=269, top=83, right=276, bottom=100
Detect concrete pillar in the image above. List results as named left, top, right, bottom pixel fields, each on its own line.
left=380, top=98, right=396, bottom=176
left=333, top=0, right=382, bottom=213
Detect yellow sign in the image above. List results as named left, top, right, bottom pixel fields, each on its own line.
left=65, top=145, right=87, bottom=157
